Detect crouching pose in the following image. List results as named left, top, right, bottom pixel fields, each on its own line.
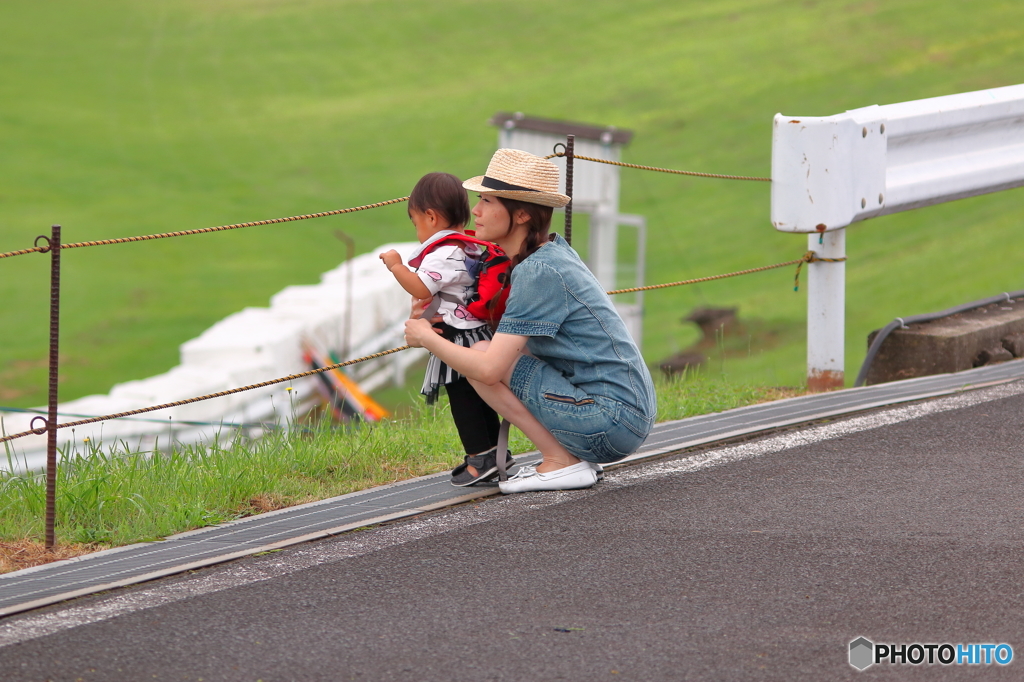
left=403, top=149, right=656, bottom=493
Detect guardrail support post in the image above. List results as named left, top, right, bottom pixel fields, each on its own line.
left=45, top=224, right=62, bottom=549
left=807, top=228, right=845, bottom=392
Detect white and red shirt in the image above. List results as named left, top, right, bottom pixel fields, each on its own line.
left=404, top=230, right=486, bottom=330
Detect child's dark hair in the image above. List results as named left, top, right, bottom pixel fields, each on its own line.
left=409, top=172, right=470, bottom=228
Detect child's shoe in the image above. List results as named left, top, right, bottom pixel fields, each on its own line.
left=450, top=447, right=514, bottom=487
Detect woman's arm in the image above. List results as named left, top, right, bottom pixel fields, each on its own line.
left=405, top=317, right=526, bottom=385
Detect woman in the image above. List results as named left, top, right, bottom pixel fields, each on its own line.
left=404, top=149, right=656, bottom=493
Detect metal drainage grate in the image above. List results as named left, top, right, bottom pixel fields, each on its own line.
left=2, top=360, right=1023, bottom=617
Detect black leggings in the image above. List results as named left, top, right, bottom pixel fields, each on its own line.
left=445, top=377, right=500, bottom=455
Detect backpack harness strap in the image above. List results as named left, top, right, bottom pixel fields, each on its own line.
left=406, top=233, right=505, bottom=268
left=495, top=418, right=511, bottom=482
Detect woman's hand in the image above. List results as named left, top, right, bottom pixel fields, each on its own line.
left=404, top=317, right=441, bottom=348
left=410, top=296, right=444, bottom=324
left=410, top=297, right=431, bottom=319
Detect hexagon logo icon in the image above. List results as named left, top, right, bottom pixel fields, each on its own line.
left=849, top=637, right=874, bottom=670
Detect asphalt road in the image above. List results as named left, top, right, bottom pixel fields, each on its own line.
left=2, top=383, right=1023, bottom=681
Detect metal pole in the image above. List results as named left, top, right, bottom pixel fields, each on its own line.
left=564, top=135, right=574, bottom=246
left=806, top=228, right=845, bottom=392
left=334, top=230, right=355, bottom=359
left=45, top=224, right=62, bottom=549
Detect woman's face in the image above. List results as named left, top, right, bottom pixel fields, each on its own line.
left=470, top=194, right=510, bottom=242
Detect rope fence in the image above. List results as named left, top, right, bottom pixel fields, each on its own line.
left=545, top=152, right=772, bottom=182
left=1, top=139, right=826, bottom=547
left=0, top=404, right=283, bottom=431
left=1, top=151, right=770, bottom=261
left=0, top=346, right=410, bottom=445
left=0, top=197, right=410, bottom=261
left=605, top=251, right=842, bottom=296
left=0, top=251, right=844, bottom=446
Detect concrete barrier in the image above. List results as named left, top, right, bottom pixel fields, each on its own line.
left=865, top=299, right=1024, bottom=384
left=1, top=242, right=425, bottom=472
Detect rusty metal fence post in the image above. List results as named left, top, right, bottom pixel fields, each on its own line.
left=333, top=230, right=355, bottom=359
left=43, top=225, right=62, bottom=548
left=563, top=135, right=575, bottom=246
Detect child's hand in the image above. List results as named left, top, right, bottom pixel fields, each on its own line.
left=379, top=250, right=403, bottom=271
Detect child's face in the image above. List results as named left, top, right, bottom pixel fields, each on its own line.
left=409, top=208, right=441, bottom=243
left=470, top=194, right=510, bottom=242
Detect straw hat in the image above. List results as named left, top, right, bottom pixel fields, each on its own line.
left=463, top=148, right=571, bottom=208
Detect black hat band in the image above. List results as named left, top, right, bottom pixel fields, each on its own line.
left=481, top=176, right=539, bottom=192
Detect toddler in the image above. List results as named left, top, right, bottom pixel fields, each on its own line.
left=379, top=172, right=509, bottom=486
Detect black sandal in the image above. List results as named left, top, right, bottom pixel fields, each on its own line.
left=450, top=447, right=514, bottom=487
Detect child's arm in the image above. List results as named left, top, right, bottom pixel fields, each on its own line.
left=380, top=250, right=431, bottom=299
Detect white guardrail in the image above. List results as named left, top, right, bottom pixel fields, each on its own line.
left=771, top=83, right=1024, bottom=389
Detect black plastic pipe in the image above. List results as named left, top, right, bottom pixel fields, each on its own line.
left=854, top=288, right=1024, bottom=387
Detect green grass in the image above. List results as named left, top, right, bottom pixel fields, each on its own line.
left=1, top=0, right=1023, bottom=407
left=0, top=374, right=788, bottom=553
left=1, top=401, right=476, bottom=547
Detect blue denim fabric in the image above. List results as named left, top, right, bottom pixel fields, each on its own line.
left=498, top=234, right=656, bottom=461
left=509, top=354, right=651, bottom=463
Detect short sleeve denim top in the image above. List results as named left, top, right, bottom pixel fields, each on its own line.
left=497, top=234, right=656, bottom=419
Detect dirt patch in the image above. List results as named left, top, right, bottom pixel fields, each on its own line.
left=0, top=540, right=101, bottom=574
left=237, top=493, right=315, bottom=516
left=659, top=310, right=804, bottom=377
left=757, top=387, right=807, bottom=403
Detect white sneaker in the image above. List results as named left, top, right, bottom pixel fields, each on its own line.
left=498, top=461, right=598, bottom=494
left=587, top=462, right=605, bottom=480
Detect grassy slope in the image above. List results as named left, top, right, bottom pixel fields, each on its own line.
left=1, top=0, right=1023, bottom=407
